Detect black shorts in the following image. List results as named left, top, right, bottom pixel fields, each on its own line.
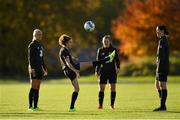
left=156, top=73, right=168, bottom=82
left=99, top=70, right=117, bottom=84
left=29, top=68, right=43, bottom=80
left=63, top=67, right=77, bottom=81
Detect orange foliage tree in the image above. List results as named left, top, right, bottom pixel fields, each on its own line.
left=112, top=0, right=180, bottom=58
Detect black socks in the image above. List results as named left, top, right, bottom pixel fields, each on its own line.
left=111, top=92, right=116, bottom=106
left=158, top=90, right=161, bottom=98
left=161, top=89, right=167, bottom=108
left=98, top=91, right=116, bottom=107
left=28, top=88, right=39, bottom=109
left=29, top=88, right=34, bottom=108
left=98, top=92, right=104, bottom=107
left=34, top=89, right=39, bottom=108
left=70, top=92, right=78, bottom=109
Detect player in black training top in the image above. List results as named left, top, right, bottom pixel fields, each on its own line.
left=153, top=25, right=169, bottom=111
left=59, top=34, right=115, bottom=112
left=28, top=29, right=48, bottom=111
left=95, top=35, right=120, bottom=109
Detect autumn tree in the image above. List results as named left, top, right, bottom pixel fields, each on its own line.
left=0, top=0, right=124, bottom=76
left=112, top=0, right=180, bottom=58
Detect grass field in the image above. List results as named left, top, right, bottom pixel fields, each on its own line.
left=1, top=76, right=180, bottom=119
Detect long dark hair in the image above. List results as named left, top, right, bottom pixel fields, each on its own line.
left=157, top=25, right=169, bottom=35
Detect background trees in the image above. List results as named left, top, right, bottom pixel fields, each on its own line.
left=0, top=0, right=124, bottom=76
left=1, top=0, right=180, bottom=77
left=112, top=0, right=180, bottom=58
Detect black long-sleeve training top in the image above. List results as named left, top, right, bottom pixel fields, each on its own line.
left=59, top=47, right=74, bottom=69
left=96, top=46, right=120, bottom=73
left=156, top=36, right=169, bottom=74
left=28, top=40, right=46, bottom=70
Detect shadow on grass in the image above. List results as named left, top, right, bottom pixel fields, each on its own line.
left=0, top=112, right=100, bottom=116
left=107, top=108, right=180, bottom=113
left=166, top=111, right=180, bottom=113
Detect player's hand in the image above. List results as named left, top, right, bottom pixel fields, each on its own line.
left=29, top=68, right=35, bottom=73
left=42, top=66, right=48, bottom=76
left=95, top=72, right=100, bottom=78
left=43, top=70, right=48, bottom=76
left=29, top=67, right=35, bottom=77
left=116, top=68, right=120, bottom=74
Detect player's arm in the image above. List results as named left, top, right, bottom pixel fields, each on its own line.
left=40, top=45, right=48, bottom=76
left=29, top=44, right=36, bottom=68
left=64, top=56, right=80, bottom=77
left=115, top=49, right=120, bottom=73
left=159, top=39, right=169, bottom=72
left=42, top=57, right=48, bottom=76
left=95, top=48, right=101, bottom=76
left=42, top=58, right=46, bottom=70
left=28, top=44, right=37, bottom=74
left=158, top=40, right=167, bottom=71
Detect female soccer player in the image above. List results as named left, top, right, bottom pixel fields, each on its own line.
left=153, top=25, right=169, bottom=111
left=59, top=34, right=115, bottom=112
left=95, top=35, right=120, bottom=109
left=28, top=29, right=48, bottom=111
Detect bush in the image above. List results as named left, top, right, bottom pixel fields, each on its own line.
left=119, top=57, right=180, bottom=76
left=169, top=57, right=180, bottom=75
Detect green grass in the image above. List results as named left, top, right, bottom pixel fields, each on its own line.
left=1, top=76, right=180, bottom=119
left=47, top=75, right=180, bottom=84
left=1, top=75, right=180, bottom=84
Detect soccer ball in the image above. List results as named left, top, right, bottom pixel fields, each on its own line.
left=84, top=21, right=95, bottom=32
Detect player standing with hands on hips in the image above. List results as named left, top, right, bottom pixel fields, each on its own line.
left=28, top=29, right=48, bottom=111
left=154, top=25, right=169, bottom=111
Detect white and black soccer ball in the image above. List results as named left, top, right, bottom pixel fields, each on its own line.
left=84, top=21, right=95, bottom=32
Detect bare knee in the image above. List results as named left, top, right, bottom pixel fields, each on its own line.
left=100, top=88, right=104, bottom=92
left=155, top=80, right=160, bottom=90
left=160, top=82, right=167, bottom=89
left=99, top=84, right=105, bottom=92
left=110, top=84, right=116, bottom=92
left=74, top=86, right=80, bottom=92
left=72, top=79, right=80, bottom=92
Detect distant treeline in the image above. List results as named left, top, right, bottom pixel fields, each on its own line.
left=0, top=0, right=124, bottom=76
